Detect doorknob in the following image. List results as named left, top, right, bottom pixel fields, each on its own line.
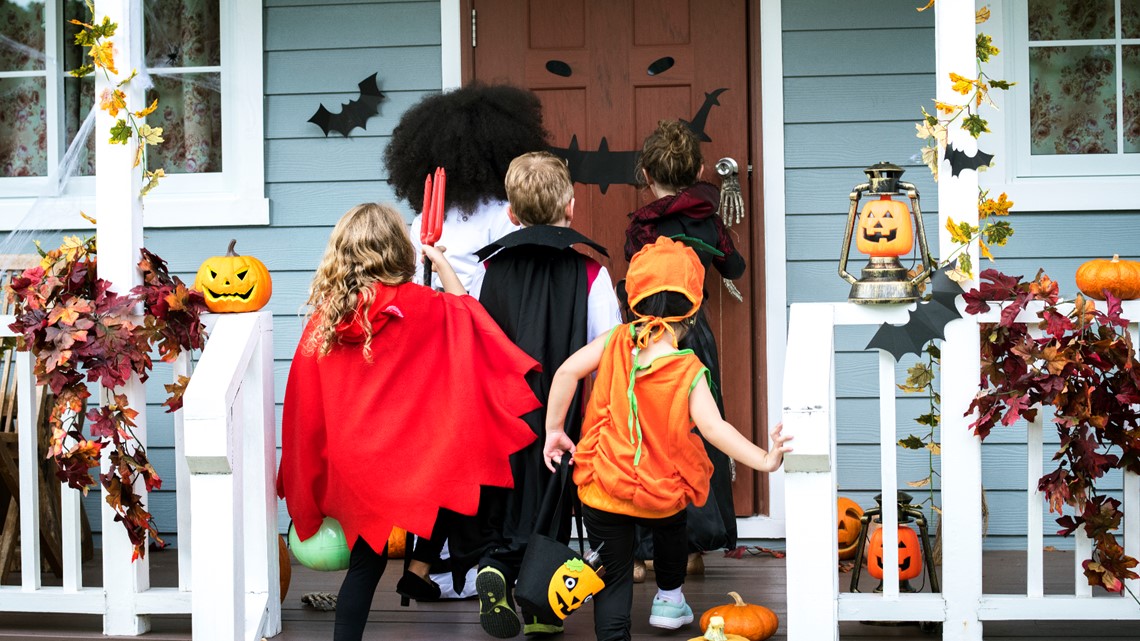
left=715, top=157, right=745, bottom=228
left=714, top=157, right=744, bottom=302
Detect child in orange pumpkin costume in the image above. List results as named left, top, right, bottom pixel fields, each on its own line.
left=542, top=237, right=792, bottom=641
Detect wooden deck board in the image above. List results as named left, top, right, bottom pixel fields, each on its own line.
left=0, top=550, right=1136, bottom=639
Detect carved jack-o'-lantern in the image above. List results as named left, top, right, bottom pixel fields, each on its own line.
left=867, top=525, right=923, bottom=581
left=193, top=239, right=273, bottom=313
left=837, top=497, right=864, bottom=560
left=855, top=196, right=913, bottom=258
left=546, top=558, right=605, bottom=620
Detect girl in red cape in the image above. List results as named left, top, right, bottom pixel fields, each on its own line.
left=276, top=203, right=540, bottom=641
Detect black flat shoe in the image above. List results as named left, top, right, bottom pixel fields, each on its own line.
left=396, top=571, right=442, bottom=602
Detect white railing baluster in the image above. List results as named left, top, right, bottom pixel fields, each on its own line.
left=15, top=347, right=41, bottom=591
left=1074, top=528, right=1092, bottom=597
left=1027, top=414, right=1043, bottom=598
left=174, top=352, right=193, bottom=591
left=62, top=483, right=83, bottom=591
left=1125, top=470, right=1139, bottom=598
left=878, top=351, right=899, bottom=599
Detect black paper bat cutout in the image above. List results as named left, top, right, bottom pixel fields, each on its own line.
left=945, top=142, right=994, bottom=177
left=549, top=87, right=728, bottom=192
left=865, top=264, right=964, bottom=361
left=308, top=73, right=386, bottom=137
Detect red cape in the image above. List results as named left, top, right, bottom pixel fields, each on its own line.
left=277, top=282, right=540, bottom=548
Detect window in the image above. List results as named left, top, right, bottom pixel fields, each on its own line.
left=0, top=0, right=266, bottom=228
left=983, top=0, right=1140, bottom=211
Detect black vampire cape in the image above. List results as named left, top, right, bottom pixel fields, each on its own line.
left=446, top=225, right=609, bottom=586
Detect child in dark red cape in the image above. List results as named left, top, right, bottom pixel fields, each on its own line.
left=276, top=203, right=540, bottom=641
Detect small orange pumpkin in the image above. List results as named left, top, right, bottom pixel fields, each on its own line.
left=699, top=592, right=779, bottom=641
left=193, top=239, right=273, bottom=312
left=387, top=526, right=408, bottom=559
left=1075, top=254, right=1140, bottom=301
left=837, top=497, right=864, bottom=560
left=278, top=534, right=291, bottom=603
left=855, top=196, right=913, bottom=258
left=867, top=525, right=923, bottom=581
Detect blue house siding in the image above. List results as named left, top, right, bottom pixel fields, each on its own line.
left=74, top=0, right=444, bottom=543
left=782, top=0, right=1135, bottom=550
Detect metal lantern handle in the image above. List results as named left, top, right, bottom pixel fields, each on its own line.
left=900, top=181, right=937, bottom=287
left=837, top=183, right=870, bottom=285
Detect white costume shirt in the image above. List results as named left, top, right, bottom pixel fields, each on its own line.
left=409, top=199, right=520, bottom=299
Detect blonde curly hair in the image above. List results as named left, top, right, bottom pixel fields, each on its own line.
left=303, top=203, right=417, bottom=360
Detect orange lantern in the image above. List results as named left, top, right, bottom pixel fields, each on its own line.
left=866, top=525, right=923, bottom=582
left=839, top=162, right=935, bottom=304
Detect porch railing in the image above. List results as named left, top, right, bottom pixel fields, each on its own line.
left=0, top=311, right=279, bottom=641
left=783, top=300, right=1140, bottom=640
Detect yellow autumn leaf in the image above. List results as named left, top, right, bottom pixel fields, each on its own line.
left=99, top=88, right=126, bottom=117
left=907, top=477, right=932, bottom=488
left=950, top=72, right=975, bottom=95
left=921, top=145, right=940, bottom=181
left=133, top=98, right=158, bottom=118
left=926, top=442, right=941, bottom=455
left=934, top=100, right=960, bottom=115
left=976, top=6, right=991, bottom=23
left=140, top=168, right=165, bottom=197
left=945, top=217, right=973, bottom=245
left=137, top=124, right=164, bottom=145
left=89, top=40, right=117, bottom=75
left=979, top=239, right=994, bottom=261
left=79, top=211, right=97, bottom=225
left=917, top=0, right=935, bottom=11
left=134, top=140, right=144, bottom=168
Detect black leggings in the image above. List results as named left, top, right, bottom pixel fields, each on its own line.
left=582, top=505, right=688, bottom=641
left=333, top=537, right=388, bottom=641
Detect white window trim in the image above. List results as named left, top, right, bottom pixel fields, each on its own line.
left=0, top=0, right=267, bottom=230
left=982, top=0, right=1140, bottom=211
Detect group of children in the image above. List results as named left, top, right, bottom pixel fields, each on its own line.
left=277, top=85, right=791, bottom=641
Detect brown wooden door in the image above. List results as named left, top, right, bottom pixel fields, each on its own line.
left=467, top=0, right=767, bottom=516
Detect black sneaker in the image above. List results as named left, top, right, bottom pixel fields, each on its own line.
left=477, top=566, right=521, bottom=638
left=395, top=571, right=442, bottom=602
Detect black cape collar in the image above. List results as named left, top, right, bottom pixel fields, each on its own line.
left=475, top=225, right=609, bottom=262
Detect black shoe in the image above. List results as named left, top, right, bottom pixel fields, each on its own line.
left=396, top=571, right=442, bottom=602
left=477, top=566, right=521, bottom=638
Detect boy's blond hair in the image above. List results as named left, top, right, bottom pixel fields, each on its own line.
left=504, top=151, right=574, bottom=226
left=304, top=203, right=416, bottom=360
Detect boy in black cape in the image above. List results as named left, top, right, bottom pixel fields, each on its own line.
left=469, top=151, right=621, bottom=638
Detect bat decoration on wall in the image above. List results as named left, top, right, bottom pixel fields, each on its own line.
left=308, top=73, right=386, bottom=137
left=945, top=142, right=994, bottom=177
left=865, top=264, right=964, bottom=361
left=549, top=88, right=729, bottom=192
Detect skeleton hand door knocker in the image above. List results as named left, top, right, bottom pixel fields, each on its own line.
left=715, top=157, right=744, bottom=302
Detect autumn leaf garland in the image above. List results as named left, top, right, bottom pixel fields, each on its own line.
left=7, top=238, right=207, bottom=560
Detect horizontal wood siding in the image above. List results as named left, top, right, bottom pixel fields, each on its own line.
left=780, top=0, right=1139, bottom=550
left=66, top=0, right=443, bottom=542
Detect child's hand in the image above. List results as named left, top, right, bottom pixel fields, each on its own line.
left=421, top=244, right=448, bottom=272
left=543, top=431, right=576, bottom=472
left=764, top=422, right=793, bottom=471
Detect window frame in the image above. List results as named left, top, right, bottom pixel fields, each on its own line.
left=0, top=0, right=267, bottom=229
left=982, top=0, right=1140, bottom=211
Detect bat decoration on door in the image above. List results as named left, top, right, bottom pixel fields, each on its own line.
left=549, top=88, right=728, bottom=192
left=865, top=264, right=964, bottom=361
left=945, top=142, right=994, bottom=178
left=308, top=73, right=386, bottom=137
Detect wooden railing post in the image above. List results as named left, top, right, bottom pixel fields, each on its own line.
left=93, top=0, right=148, bottom=634
left=782, top=304, right=839, bottom=641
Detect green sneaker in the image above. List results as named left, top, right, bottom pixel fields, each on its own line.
left=477, top=566, right=521, bottom=638
left=648, top=595, right=693, bottom=629
left=523, top=617, right=564, bottom=636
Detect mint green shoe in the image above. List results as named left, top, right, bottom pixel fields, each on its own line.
left=648, top=596, right=693, bottom=629
left=477, top=566, right=521, bottom=638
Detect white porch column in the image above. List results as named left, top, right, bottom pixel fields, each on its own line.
left=935, top=2, right=983, bottom=640
left=94, top=0, right=149, bottom=635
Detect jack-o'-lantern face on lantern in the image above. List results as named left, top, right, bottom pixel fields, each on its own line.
left=193, top=239, right=273, bottom=313
left=856, top=196, right=913, bottom=258
left=867, top=525, right=923, bottom=581
left=546, top=558, right=605, bottom=619
left=837, top=497, right=864, bottom=560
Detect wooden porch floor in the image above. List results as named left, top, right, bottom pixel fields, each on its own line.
left=0, top=549, right=1136, bottom=639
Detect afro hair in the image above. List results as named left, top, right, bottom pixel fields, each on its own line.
left=383, top=83, right=550, bottom=216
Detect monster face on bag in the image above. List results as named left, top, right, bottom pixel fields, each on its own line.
left=547, top=558, right=605, bottom=619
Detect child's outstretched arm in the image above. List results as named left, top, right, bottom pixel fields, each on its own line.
left=542, top=333, right=608, bottom=471
left=421, top=245, right=465, bottom=295
left=690, top=376, right=792, bottom=473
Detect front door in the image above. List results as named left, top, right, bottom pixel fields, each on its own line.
left=466, top=0, right=767, bottom=516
